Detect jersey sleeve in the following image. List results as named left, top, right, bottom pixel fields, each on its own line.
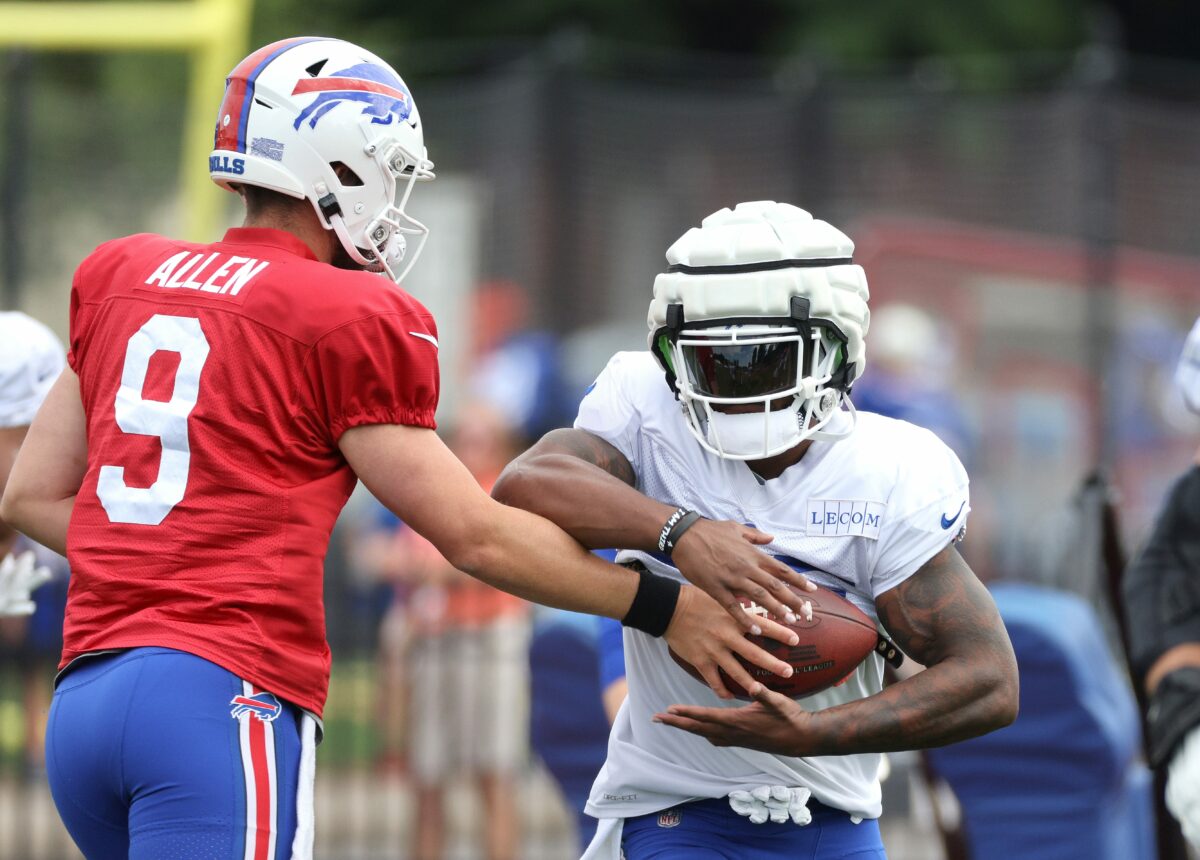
left=574, top=352, right=644, bottom=470
left=67, top=249, right=100, bottom=374
left=870, top=428, right=971, bottom=597
left=66, top=236, right=130, bottom=375
left=304, top=310, right=440, bottom=441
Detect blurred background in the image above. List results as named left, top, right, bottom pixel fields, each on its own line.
left=1, top=0, right=1199, bottom=857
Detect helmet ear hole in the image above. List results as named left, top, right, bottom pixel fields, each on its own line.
left=330, top=162, right=364, bottom=187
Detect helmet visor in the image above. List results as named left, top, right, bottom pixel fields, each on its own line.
left=681, top=338, right=800, bottom=398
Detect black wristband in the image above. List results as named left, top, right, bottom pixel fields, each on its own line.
left=658, top=508, right=703, bottom=556
left=1146, top=666, right=1200, bottom=767
left=620, top=560, right=682, bottom=637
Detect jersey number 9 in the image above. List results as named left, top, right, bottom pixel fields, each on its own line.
left=96, top=314, right=210, bottom=526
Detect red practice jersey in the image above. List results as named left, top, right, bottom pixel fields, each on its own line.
left=62, top=228, right=440, bottom=716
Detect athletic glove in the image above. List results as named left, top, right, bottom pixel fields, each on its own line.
left=728, top=785, right=812, bottom=826
left=0, top=551, right=51, bottom=616
left=1177, top=316, right=1200, bottom=414
left=1167, top=724, right=1200, bottom=852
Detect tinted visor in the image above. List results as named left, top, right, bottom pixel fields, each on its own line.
left=681, top=339, right=799, bottom=398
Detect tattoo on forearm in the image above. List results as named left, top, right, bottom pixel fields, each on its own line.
left=543, top=429, right=637, bottom=487
left=808, top=548, right=1017, bottom=755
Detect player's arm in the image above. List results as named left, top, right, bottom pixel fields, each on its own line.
left=493, top=428, right=816, bottom=631
left=0, top=425, right=29, bottom=558
left=1122, top=449, right=1200, bottom=850
left=0, top=370, right=87, bottom=557
left=339, top=423, right=800, bottom=699
left=655, top=544, right=1019, bottom=755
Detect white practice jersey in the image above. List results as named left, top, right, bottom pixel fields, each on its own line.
left=0, top=312, right=65, bottom=428
left=576, top=352, right=970, bottom=821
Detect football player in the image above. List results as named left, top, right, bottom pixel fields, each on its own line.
left=0, top=40, right=812, bottom=859
left=0, top=312, right=62, bottom=781
left=0, top=312, right=61, bottom=615
left=1124, top=315, right=1200, bottom=852
left=493, top=201, right=1020, bottom=859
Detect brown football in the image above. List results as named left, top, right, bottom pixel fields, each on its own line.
left=669, top=583, right=879, bottom=699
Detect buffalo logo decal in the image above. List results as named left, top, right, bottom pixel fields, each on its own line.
left=292, top=63, right=412, bottom=130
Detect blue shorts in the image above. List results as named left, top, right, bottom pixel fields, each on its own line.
left=46, top=647, right=302, bottom=860
left=621, top=796, right=887, bottom=860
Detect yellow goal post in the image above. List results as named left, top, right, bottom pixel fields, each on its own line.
left=0, top=0, right=253, bottom=241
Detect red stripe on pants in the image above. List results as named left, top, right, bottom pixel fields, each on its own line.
left=249, top=715, right=272, bottom=860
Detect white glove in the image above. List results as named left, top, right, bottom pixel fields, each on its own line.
left=1176, top=316, right=1200, bottom=414
left=729, top=785, right=812, bottom=826
left=0, top=551, right=52, bottom=616
left=1167, top=724, right=1200, bottom=852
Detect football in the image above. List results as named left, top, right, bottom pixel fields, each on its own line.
left=669, top=583, right=879, bottom=699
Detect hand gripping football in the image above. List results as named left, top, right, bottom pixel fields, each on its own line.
left=669, top=583, right=880, bottom=699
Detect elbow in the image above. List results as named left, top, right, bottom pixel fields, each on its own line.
left=491, top=457, right=542, bottom=510
left=982, top=660, right=1021, bottom=732
left=992, top=680, right=1020, bottom=731
left=0, top=487, right=28, bottom=536
left=490, top=463, right=521, bottom=506
left=435, top=509, right=503, bottom=583
left=443, top=540, right=489, bottom=580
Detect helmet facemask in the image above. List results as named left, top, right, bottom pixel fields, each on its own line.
left=320, top=132, right=435, bottom=283
left=655, top=305, right=856, bottom=460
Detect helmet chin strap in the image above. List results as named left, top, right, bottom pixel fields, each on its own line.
left=809, top=395, right=857, bottom=442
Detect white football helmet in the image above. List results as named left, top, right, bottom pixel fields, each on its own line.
left=647, top=202, right=870, bottom=460
left=209, top=37, right=435, bottom=282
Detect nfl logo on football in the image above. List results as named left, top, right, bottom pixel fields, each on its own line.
left=656, top=808, right=682, bottom=828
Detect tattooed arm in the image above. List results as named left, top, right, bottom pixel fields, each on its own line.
left=492, top=428, right=655, bottom=550
left=655, top=545, right=1019, bottom=755
left=493, top=428, right=816, bottom=630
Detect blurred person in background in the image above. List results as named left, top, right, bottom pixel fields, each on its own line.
left=467, top=279, right=575, bottom=447
left=495, top=201, right=1018, bottom=860
left=349, top=496, right=418, bottom=778
left=851, top=302, right=974, bottom=467
left=0, top=312, right=63, bottom=778
left=389, top=400, right=530, bottom=860
left=1124, top=315, right=1200, bottom=853
left=0, top=37, right=815, bottom=859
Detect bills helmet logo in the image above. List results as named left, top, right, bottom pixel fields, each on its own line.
left=230, top=692, right=282, bottom=722
left=292, top=63, right=412, bottom=130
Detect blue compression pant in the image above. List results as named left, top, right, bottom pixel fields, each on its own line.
left=46, top=647, right=302, bottom=860
left=621, top=796, right=887, bottom=859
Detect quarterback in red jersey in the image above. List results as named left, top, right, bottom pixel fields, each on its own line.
left=1, top=37, right=813, bottom=859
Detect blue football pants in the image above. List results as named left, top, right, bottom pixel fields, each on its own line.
left=46, top=647, right=302, bottom=859
left=621, top=796, right=888, bottom=859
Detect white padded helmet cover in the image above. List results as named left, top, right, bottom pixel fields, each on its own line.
left=648, top=201, right=870, bottom=383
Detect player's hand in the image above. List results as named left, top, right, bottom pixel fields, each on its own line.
left=653, top=681, right=810, bottom=754
left=663, top=586, right=800, bottom=700
left=670, top=518, right=816, bottom=634
left=1166, top=724, right=1200, bottom=851
left=0, top=551, right=52, bottom=617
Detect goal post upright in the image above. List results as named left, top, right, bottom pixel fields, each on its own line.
left=0, top=0, right=253, bottom=241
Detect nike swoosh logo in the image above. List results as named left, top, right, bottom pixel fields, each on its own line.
left=408, top=331, right=438, bottom=348
left=940, top=502, right=966, bottom=530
